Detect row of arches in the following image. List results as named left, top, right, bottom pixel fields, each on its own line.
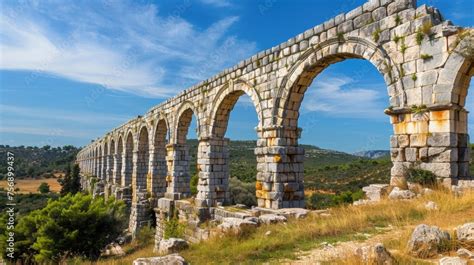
left=76, top=32, right=473, bottom=208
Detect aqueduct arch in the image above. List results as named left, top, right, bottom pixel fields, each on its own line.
left=150, top=118, right=169, bottom=197
left=76, top=0, right=474, bottom=236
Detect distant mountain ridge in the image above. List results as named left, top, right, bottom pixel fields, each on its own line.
left=353, top=150, right=390, bottom=159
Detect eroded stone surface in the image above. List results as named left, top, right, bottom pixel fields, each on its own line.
left=439, top=257, right=467, bottom=265
left=259, top=214, right=287, bottom=224
left=355, top=243, right=395, bottom=265
left=388, top=187, right=416, bottom=200
left=217, top=217, right=258, bottom=234
left=133, top=254, right=187, bottom=265
left=407, top=224, right=451, bottom=258
left=456, top=223, right=474, bottom=243
left=157, top=238, right=189, bottom=255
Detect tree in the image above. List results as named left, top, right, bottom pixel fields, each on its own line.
left=38, top=183, right=50, bottom=194
left=0, top=193, right=126, bottom=262
left=60, top=164, right=81, bottom=195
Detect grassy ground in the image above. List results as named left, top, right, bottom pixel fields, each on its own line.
left=0, top=177, right=61, bottom=193
left=90, top=188, right=474, bottom=265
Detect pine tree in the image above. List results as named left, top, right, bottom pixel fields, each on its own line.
left=60, top=163, right=81, bottom=195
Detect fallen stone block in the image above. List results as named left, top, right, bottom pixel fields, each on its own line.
left=456, top=223, right=474, bottom=244
left=133, top=254, right=187, bottom=265
left=388, top=187, right=416, bottom=200
left=259, top=214, right=287, bottom=224
left=157, top=238, right=188, bottom=255
left=408, top=224, right=451, bottom=258
left=217, top=217, right=257, bottom=234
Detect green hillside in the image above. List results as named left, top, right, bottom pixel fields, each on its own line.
left=0, top=145, right=79, bottom=179
left=187, top=139, right=392, bottom=192
left=0, top=142, right=392, bottom=191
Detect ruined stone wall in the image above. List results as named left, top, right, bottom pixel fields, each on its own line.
left=76, top=0, right=473, bottom=236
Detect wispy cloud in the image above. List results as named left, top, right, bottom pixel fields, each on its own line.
left=0, top=126, right=88, bottom=138
left=0, top=104, right=131, bottom=125
left=199, top=0, right=232, bottom=7
left=301, top=75, right=386, bottom=119
left=0, top=1, right=255, bottom=97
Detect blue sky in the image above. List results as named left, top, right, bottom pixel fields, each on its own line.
left=0, top=0, right=473, bottom=152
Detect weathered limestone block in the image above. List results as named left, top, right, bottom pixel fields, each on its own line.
left=405, top=147, right=417, bottom=162
left=457, top=248, right=474, bottom=259
left=133, top=254, right=187, bottom=265
left=217, top=217, right=258, bottom=234
left=372, top=7, right=387, bottom=21
left=259, top=214, right=287, bottom=224
left=419, top=162, right=457, bottom=178
left=354, top=13, right=373, bottom=29
left=275, top=208, right=309, bottom=219
left=388, top=187, right=416, bottom=200
left=387, top=0, right=415, bottom=15
left=427, top=147, right=457, bottom=162
left=158, top=238, right=188, bottom=255
left=428, top=133, right=457, bottom=147
left=362, top=184, right=390, bottom=201
left=355, top=243, right=395, bottom=265
left=408, top=224, right=451, bottom=258
left=438, top=257, right=467, bottom=265
left=456, top=223, right=474, bottom=244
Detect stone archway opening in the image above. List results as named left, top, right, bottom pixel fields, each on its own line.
left=98, top=146, right=103, bottom=180
left=124, top=132, right=134, bottom=190
left=135, top=126, right=149, bottom=200
left=109, top=140, right=115, bottom=184
left=455, top=59, right=474, bottom=182
left=150, top=119, right=169, bottom=198
left=268, top=40, right=399, bottom=209
left=209, top=91, right=260, bottom=207
left=167, top=106, right=198, bottom=199
left=115, top=136, right=123, bottom=189
left=295, top=58, right=393, bottom=209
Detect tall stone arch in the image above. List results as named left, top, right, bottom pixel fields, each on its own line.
left=123, top=130, right=135, bottom=189
left=195, top=80, right=263, bottom=207
left=150, top=116, right=169, bottom=198
left=133, top=125, right=150, bottom=201
left=166, top=101, right=200, bottom=199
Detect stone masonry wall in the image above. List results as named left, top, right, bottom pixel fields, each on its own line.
left=76, top=0, right=473, bottom=235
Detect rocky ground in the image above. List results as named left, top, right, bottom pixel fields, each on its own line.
left=128, top=182, right=474, bottom=265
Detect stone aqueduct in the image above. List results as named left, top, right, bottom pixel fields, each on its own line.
left=76, top=0, right=473, bottom=237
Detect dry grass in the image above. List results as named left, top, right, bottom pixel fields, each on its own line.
left=90, top=189, right=474, bottom=265
left=0, top=178, right=61, bottom=193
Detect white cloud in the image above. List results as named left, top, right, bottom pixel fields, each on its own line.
left=0, top=126, right=88, bottom=138
left=301, top=75, right=386, bottom=119
left=0, top=1, right=255, bottom=98
left=0, top=104, right=131, bottom=125
left=199, top=0, right=232, bottom=7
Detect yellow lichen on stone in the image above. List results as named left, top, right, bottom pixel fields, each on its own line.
left=274, top=154, right=282, bottom=163
left=255, top=181, right=262, bottom=190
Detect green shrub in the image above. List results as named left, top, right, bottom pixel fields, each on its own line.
left=228, top=177, right=256, bottom=207
left=190, top=174, right=199, bottom=195
left=38, top=182, right=50, bottom=194
left=164, top=216, right=185, bottom=239
left=306, top=193, right=336, bottom=209
left=306, top=189, right=364, bottom=210
left=407, top=168, right=437, bottom=186
left=0, top=193, right=126, bottom=262
left=135, top=225, right=155, bottom=248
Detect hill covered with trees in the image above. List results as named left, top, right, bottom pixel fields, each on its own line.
left=0, top=145, right=79, bottom=179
